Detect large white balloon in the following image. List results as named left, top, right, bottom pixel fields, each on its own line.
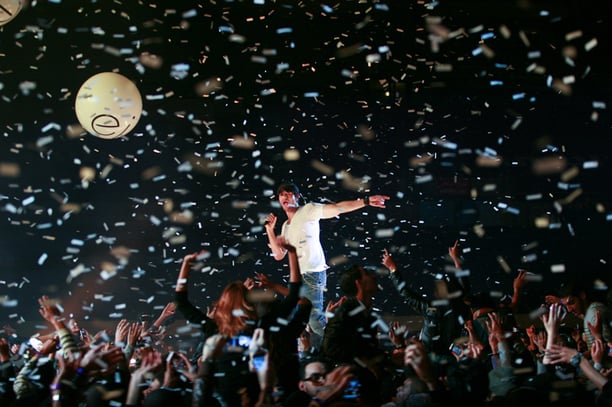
left=0, top=0, right=22, bottom=26
left=74, top=72, right=143, bottom=139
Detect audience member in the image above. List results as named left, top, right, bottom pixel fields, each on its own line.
left=554, top=278, right=612, bottom=351
left=283, top=357, right=329, bottom=406
left=381, top=242, right=472, bottom=359
left=251, top=239, right=313, bottom=403
left=320, top=263, right=394, bottom=405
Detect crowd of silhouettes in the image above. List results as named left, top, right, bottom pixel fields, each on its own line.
left=1, top=237, right=612, bottom=406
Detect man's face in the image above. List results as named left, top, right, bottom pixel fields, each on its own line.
left=561, top=294, right=583, bottom=315
left=278, top=190, right=299, bottom=209
left=299, top=361, right=327, bottom=396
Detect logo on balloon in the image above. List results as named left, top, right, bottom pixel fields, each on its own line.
left=0, top=0, right=22, bottom=26
left=74, top=72, right=143, bottom=139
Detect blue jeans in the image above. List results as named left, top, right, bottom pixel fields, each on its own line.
left=301, top=271, right=327, bottom=340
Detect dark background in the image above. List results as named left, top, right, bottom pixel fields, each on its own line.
left=0, top=0, right=611, bottom=333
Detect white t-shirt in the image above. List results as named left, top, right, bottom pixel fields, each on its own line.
left=584, top=301, right=611, bottom=348
left=281, top=202, right=328, bottom=273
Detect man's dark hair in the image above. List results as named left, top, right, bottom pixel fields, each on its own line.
left=338, top=265, right=363, bottom=296
left=298, top=357, right=328, bottom=380
left=558, top=278, right=587, bottom=299
left=277, top=182, right=300, bottom=196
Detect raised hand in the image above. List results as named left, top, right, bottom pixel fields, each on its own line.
left=388, top=320, right=407, bottom=348
left=366, top=195, right=391, bottom=208
left=173, top=351, right=196, bottom=382
left=541, top=303, right=566, bottom=337
left=127, top=322, right=142, bottom=346
left=404, top=339, right=437, bottom=388
left=125, top=349, right=164, bottom=406
left=160, top=302, right=176, bottom=319
left=448, top=240, right=461, bottom=265
left=264, top=213, right=277, bottom=229
left=485, top=312, right=504, bottom=340
left=325, top=296, right=347, bottom=322
left=381, top=249, right=397, bottom=272
left=465, top=320, right=483, bottom=348
left=464, top=341, right=484, bottom=360
left=541, top=303, right=567, bottom=364
left=81, top=344, right=126, bottom=377
left=183, top=251, right=201, bottom=264
left=243, top=277, right=259, bottom=290
left=137, top=348, right=163, bottom=376
left=591, top=338, right=606, bottom=367
left=485, top=312, right=506, bottom=356
left=309, top=364, right=355, bottom=404
left=114, top=319, right=130, bottom=346
left=176, top=250, right=208, bottom=292
left=513, top=269, right=528, bottom=293
left=533, top=330, right=547, bottom=355
left=206, top=303, right=217, bottom=320
left=51, top=349, right=84, bottom=393
left=200, top=334, right=230, bottom=363
left=587, top=309, right=603, bottom=342
left=254, top=273, right=272, bottom=289
left=38, top=295, right=62, bottom=323
left=543, top=343, right=580, bottom=365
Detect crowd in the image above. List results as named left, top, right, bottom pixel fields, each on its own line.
left=1, top=238, right=611, bottom=406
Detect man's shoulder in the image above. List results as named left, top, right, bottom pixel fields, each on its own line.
left=296, top=202, right=323, bottom=217
left=588, top=301, right=608, bottom=313
left=301, top=202, right=323, bottom=209
left=335, top=297, right=364, bottom=313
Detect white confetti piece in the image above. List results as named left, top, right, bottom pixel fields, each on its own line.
left=37, top=253, right=48, bottom=266
left=584, top=38, right=598, bottom=51
left=550, top=264, right=566, bottom=273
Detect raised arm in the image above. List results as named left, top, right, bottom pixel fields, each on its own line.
left=448, top=240, right=462, bottom=269
left=174, top=251, right=215, bottom=331
left=38, top=296, right=78, bottom=356
left=381, top=249, right=429, bottom=316
left=254, top=238, right=302, bottom=299
left=149, top=301, right=176, bottom=334
left=175, top=251, right=204, bottom=293
left=545, top=341, right=608, bottom=390
left=485, top=312, right=511, bottom=367
left=541, top=303, right=566, bottom=365
left=264, top=213, right=287, bottom=261
left=282, top=239, right=301, bottom=284
left=447, top=240, right=471, bottom=295
left=125, top=349, right=163, bottom=406
left=320, top=195, right=390, bottom=219
left=509, top=269, right=528, bottom=313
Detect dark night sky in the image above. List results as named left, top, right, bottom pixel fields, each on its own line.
left=1, top=0, right=611, bottom=330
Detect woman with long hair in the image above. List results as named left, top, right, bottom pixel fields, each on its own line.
left=194, top=280, right=261, bottom=407
left=211, top=281, right=258, bottom=338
